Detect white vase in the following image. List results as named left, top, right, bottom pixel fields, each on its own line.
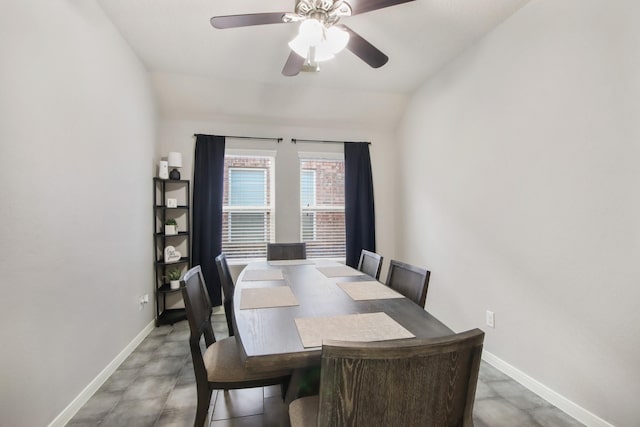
left=165, top=225, right=177, bottom=235
left=158, top=160, right=169, bottom=179
left=170, top=280, right=180, bottom=290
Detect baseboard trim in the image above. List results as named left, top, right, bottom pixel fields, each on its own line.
left=47, top=320, right=156, bottom=427
left=482, top=351, right=614, bottom=427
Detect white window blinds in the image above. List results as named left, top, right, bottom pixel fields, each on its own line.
left=222, top=155, right=275, bottom=259
left=300, top=157, right=345, bottom=258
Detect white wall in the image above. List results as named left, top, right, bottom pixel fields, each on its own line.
left=397, top=1, right=639, bottom=426
left=0, top=1, right=157, bottom=426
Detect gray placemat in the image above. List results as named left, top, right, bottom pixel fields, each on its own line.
left=242, top=269, right=284, bottom=281
left=316, top=265, right=365, bottom=278
left=337, top=281, right=404, bottom=301
left=294, top=312, right=415, bottom=348
left=240, top=286, right=299, bottom=310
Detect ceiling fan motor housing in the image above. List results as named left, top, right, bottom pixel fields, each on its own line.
left=295, top=0, right=352, bottom=26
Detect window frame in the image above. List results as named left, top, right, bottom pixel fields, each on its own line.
left=221, top=150, right=276, bottom=261
left=301, top=168, right=317, bottom=241
left=298, top=151, right=346, bottom=259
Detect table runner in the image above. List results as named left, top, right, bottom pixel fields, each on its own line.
left=240, top=286, right=299, bottom=310
left=294, top=312, right=415, bottom=348
left=337, top=281, right=404, bottom=301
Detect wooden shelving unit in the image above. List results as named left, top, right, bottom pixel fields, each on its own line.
left=153, top=178, right=190, bottom=326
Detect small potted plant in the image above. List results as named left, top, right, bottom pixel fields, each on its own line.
left=167, top=268, right=182, bottom=290
left=165, top=218, right=178, bottom=235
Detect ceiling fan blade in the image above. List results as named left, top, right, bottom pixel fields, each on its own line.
left=340, top=25, right=388, bottom=68
left=346, top=0, right=415, bottom=15
left=210, top=13, right=288, bottom=29
left=282, top=51, right=305, bottom=76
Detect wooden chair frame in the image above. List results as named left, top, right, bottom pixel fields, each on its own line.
left=290, top=329, right=485, bottom=427
left=385, top=259, right=431, bottom=308
left=181, top=266, right=290, bottom=427
left=357, top=249, right=384, bottom=280
left=215, top=253, right=235, bottom=336
left=267, top=242, right=307, bottom=261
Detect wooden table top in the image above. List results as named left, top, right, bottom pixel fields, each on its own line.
left=234, top=259, right=453, bottom=373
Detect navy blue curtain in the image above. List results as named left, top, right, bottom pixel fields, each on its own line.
left=344, top=142, right=376, bottom=268
left=192, top=134, right=225, bottom=306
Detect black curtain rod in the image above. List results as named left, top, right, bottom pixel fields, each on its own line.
left=291, top=138, right=371, bottom=145
left=193, top=134, right=283, bottom=143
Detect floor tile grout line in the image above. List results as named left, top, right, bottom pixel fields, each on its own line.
left=68, top=318, right=584, bottom=427
left=152, top=359, right=183, bottom=427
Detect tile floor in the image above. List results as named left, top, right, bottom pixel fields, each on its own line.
left=68, top=310, right=584, bottom=427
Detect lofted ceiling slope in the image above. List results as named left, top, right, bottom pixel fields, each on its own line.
left=97, top=0, right=530, bottom=129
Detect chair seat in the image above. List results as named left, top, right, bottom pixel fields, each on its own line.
left=289, top=395, right=319, bottom=427
left=204, top=337, right=290, bottom=383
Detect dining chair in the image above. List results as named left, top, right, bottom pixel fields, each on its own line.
left=267, top=242, right=307, bottom=260
left=385, top=259, right=431, bottom=308
left=181, top=265, right=291, bottom=427
left=356, top=249, right=383, bottom=280
left=214, top=253, right=235, bottom=336
left=289, top=329, right=485, bottom=427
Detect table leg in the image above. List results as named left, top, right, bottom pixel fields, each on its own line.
left=282, top=366, right=321, bottom=425
left=281, top=369, right=303, bottom=427
left=284, top=368, right=306, bottom=406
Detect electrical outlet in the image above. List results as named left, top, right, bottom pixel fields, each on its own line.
left=139, top=294, right=149, bottom=310
left=486, top=310, right=495, bottom=328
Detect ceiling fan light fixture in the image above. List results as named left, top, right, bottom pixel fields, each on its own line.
left=311, top=45, right=336, bottom=62
left=289, top=38, right=334, bottom=62
left=211, top=0, right=406, bottom=76
left=325, top=26, right=349, bottom=53
left=288, top=35, right=311, bottom=59
left=298, top=19, right=324, bottom=45
left=288, top=19, right=350, bottom=62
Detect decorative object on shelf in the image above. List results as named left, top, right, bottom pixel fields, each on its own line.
left=168, top=152, right=183, bottom=180
left=166, top=198, right=178, bottom=208
left=164, top=245, right=182, bottom=263
left=164, top=218, right=178, bottom=235
left=158, top=160, right=169, bottom=179
left=167, top=268, right=182, bottom=290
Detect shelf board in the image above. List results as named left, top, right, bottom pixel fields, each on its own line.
left=155, top=205, right=189, bottom=210
left=155, top=231, right=189, bottom=238
left=156, top=257, right=190, bottom=266
left=156, top=308, right=186, bottom=326
left=154, top=178, right=189, bottom=184
left=158, top=284, right=182, bottom=293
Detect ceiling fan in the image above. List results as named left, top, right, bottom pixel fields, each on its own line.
left=210, top=0, right=415, bottom=76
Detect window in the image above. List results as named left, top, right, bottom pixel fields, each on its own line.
left=300, top=157, right=345, bottom=258
left=222, top=155, right=274, bottom=259
left=301, top=170, right=316, bottom=241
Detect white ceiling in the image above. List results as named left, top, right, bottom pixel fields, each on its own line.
left=97, top=0, right=530, bottom=128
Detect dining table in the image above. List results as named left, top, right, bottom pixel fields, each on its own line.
left=233, top=259, right=453, bottom=383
